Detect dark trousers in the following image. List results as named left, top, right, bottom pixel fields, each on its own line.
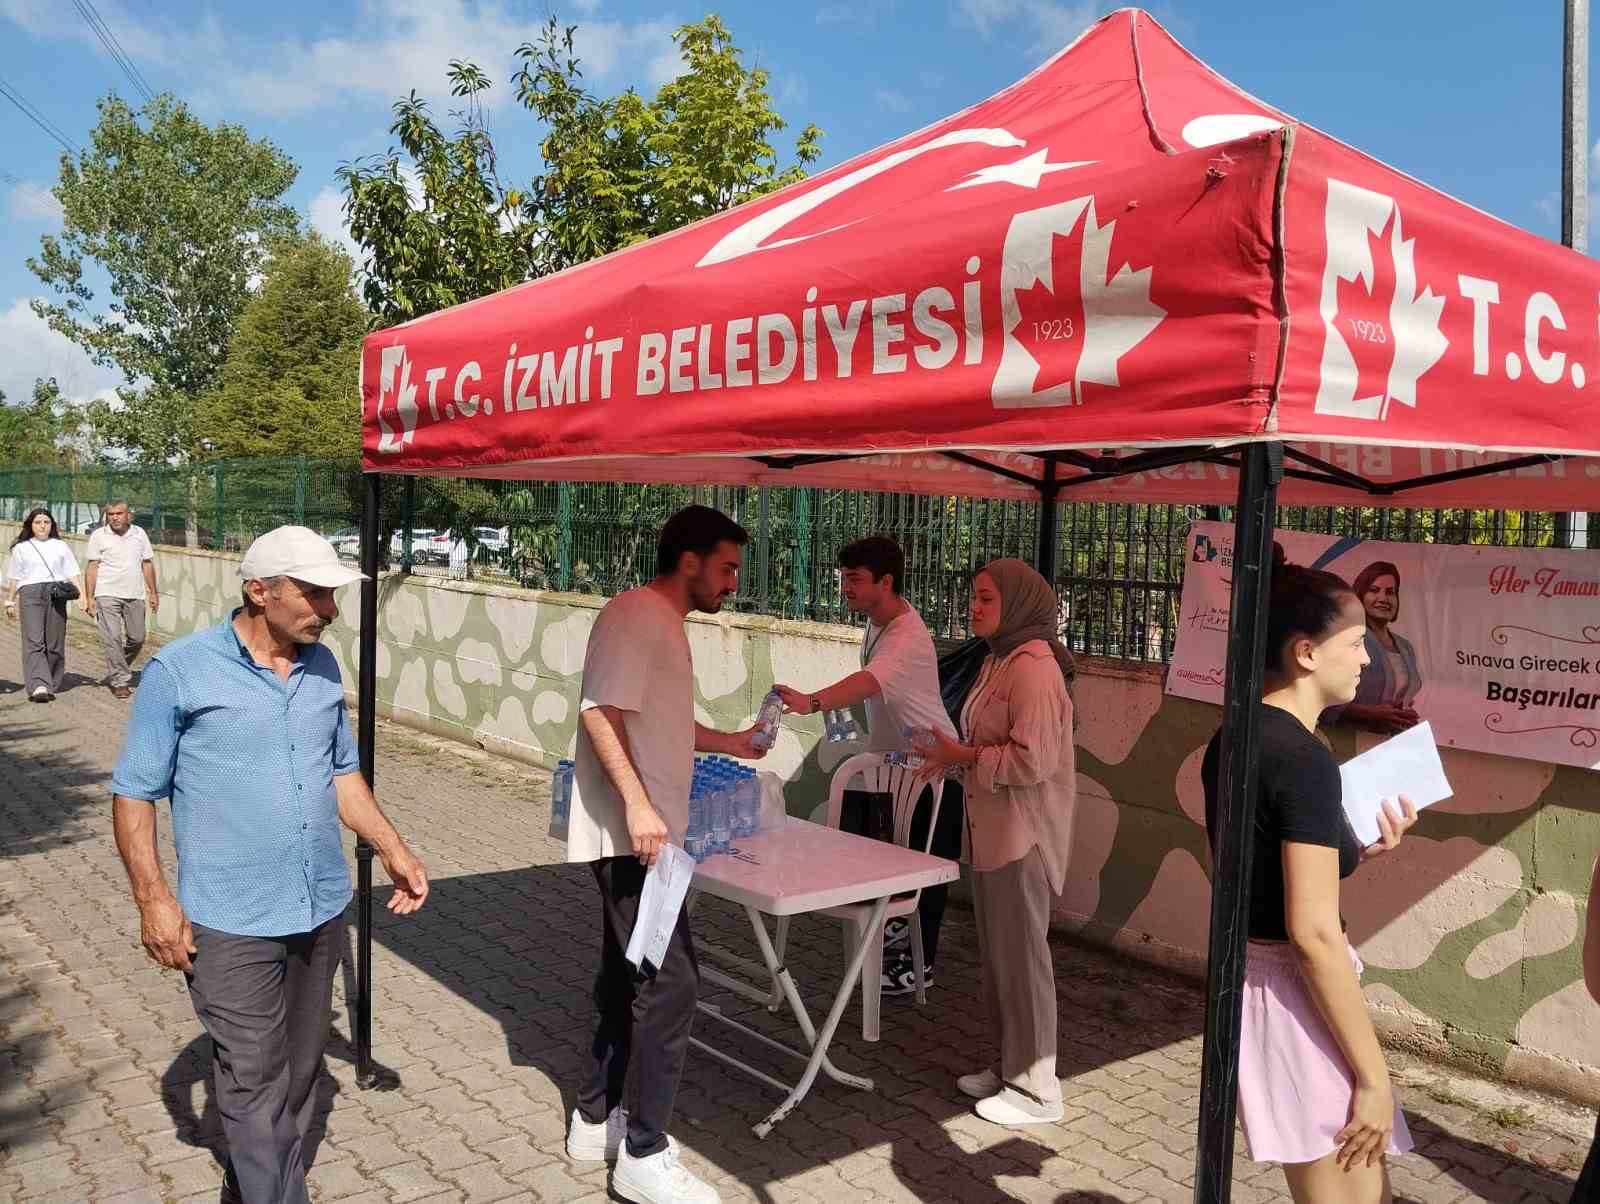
left=187, top=915, right=344, bottom=1204
left=851, top=781, right=960, bottom=967
left=578, top=855, right=699, bottom=1159
left=17, top=582, right=67, bottom=694
left=906, top=781, right=965, bottom=965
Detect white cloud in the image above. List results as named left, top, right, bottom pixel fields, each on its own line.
left=0, top=298, right=125, bottom=413
left=957, top=0, right=1104, bottom=55
left=3, top=0, right=676, bottom=121
left=7, top=180, right=63, bottom=225
left=308, top=187, right=361, bottom=261
left=208, top=1, right=678, bottom=118
left=874, top=89, right=913, bottom=115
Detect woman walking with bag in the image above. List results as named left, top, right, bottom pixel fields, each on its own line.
left=1202, top=552, right=1418, bottom=1202
left=3, top=508, right=85, bottom=702
left=913, top=557, right=1076, bottom=1126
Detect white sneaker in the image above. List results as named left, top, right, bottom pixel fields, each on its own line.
left=566, top=1105, right=626, bottom=1161
left=30, top=686, right=50, bottom=702
left=956, top=1068, right=1002, bottom=1099
left=613, top=1138, right=720, bottom=1204
left=975, top=1086, right=1064, bottom=1126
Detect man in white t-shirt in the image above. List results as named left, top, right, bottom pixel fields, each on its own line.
left=84, top=499, right=159, bottom=699
left=565, top=505, right=765, bottom=1204
left=773, top=536, right=964, bottom=998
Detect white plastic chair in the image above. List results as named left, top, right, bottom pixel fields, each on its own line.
left=771, top=751, right=945, bottom=1042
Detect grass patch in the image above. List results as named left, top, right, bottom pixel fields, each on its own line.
left=1427, top=1086, right=1475, bottom=1109
left=1484, top=1104, right=1533, bottom=1130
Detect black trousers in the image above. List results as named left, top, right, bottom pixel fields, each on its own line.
left=186, top=914, right=344, bottom=1204
left=578, top=855, right=699, bottom=1158
left=843, top=780, right=965, bottom=965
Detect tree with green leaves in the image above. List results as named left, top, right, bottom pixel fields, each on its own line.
left=28, top=94, right=300, bottom=464
left=340, top=14, right=821, bottom=325
left=0, top=378, right=88, bottom=466
left=196, top=234, right=372, bottom=459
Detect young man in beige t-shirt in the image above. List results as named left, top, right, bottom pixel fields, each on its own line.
left=564, top=506, right=766, bottom=1204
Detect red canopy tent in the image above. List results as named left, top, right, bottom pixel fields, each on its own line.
left=352, top=10, right=1600, bottom=1199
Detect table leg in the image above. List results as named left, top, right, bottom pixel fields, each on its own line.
left=744, top=899, right=886, bottom=1138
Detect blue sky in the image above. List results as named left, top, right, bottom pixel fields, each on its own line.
left=0, top=0, right=1589, bottom=414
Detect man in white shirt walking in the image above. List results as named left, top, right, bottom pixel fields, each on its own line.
left=84, top=500, right=159, bottom=699
left=565, top=505, right=766, bottom=1204
left=773, top=536, right=964, bottom=997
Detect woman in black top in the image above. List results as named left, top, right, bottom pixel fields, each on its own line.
left=1201, top=553, right=1417, bottom=1203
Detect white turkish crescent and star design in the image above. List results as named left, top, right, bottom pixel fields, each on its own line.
left=947, top=147, right=1097, bottom=192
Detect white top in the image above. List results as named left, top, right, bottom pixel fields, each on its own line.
left=569, top=587, right=695, bottom=862
left=691, top=818, right=959, bottom=915
left=860, top=604, right=958, bottom=752
left=5, top=538, right=81, bottom=588
left=85, top=524, right=154, bottom=598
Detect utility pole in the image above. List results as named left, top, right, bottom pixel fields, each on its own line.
left=1559, top=0, right=1589, bottom=548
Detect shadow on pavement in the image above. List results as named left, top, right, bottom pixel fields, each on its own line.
left=353, top=860, right=1582, bottom=1202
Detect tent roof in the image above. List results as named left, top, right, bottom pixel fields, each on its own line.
left=359, top=9, right=1600, bottom=509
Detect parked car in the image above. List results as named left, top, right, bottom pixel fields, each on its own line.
left=326, top=527, right=361, bottom=559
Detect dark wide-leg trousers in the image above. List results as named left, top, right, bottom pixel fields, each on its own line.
left=577, top=855, right=699, bottom=1159
left=186, top=915, right=344, bottom=1204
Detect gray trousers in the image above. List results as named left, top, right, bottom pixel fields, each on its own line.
left=973, top=846, right=1061, bottom=1104
left=187, top=915, right=344, bottom=1204
left=95, top=595, right=147, bottom=687
left=17, top=583, right=67, bottom=694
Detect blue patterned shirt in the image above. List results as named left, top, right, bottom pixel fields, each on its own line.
left=111, top=611, right=359, bottom=937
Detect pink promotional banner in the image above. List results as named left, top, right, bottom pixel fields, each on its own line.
left=361, top=9, right=1600, bottom=510
left=1167, top=521, right=1600, bottom=771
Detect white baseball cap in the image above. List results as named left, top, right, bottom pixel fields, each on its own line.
left=239, top=525, right=367, bottom=589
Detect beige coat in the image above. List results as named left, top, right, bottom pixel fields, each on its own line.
left=960, top=639, right=1076, bottom=895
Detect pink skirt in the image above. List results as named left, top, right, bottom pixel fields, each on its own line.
left=1236, top=940, right=1414, bottom=1165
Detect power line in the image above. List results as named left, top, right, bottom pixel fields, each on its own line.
left=0, top=74, right=80, bottom=155
left=71, top=0, right=157, bottom=104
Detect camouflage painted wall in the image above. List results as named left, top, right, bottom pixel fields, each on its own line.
left=85, top=537, right=1600, bottom=1103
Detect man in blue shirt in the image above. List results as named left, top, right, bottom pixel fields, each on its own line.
left=112, top=526, right=428, bottom=1204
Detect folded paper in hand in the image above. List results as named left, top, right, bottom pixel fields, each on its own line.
left=1338, top=721, right=1453, bottom=847
left=625, top=844, right=695, bottom=972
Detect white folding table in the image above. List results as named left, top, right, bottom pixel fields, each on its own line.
left=685, top=818, right=958, bottom=1137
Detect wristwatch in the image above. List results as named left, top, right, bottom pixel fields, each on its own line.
left=809, top=694, right=822, bottom=714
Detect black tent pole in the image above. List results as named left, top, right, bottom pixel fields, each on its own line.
left=1193, top=440, right=1281, bottom=1202
left=1035, top=459, right=1060, bottom=581
left=355, top=470, right=381, bottom=1089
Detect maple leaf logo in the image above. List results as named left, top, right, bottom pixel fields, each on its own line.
left=993, top=196, right=1166, bottom=409
left=1315, top=179, right=1448, bottom=420
left=1011, top=217, right=1090, bottom=396
left=375, top=344, right=419, bottom=453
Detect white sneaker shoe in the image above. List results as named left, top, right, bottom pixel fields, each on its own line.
left=975, top=1086, right=1064, bottom=1126
left=30, top=686, right=50, bottom=702
left=566, top=1105, right=626, bottom=1161
left=613, top=1137, right=720, bottom=1204
left=956, top=1068, right=1002, bottom=1099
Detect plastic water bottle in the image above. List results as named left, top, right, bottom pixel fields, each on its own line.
left=552, top=759, right=573, bottom=824
left=685, top=783, right=708, bottom=862
left=901, top=726, right=928, bottom=771
left=709, top=773, right=733, bottom=853
left=826, top=709, right=858, bottom=743
left=823, top=709, right=841, bottom=743
left=733, top=768, right=758, bottom=838
left=752, top=689, right=784, bottom=750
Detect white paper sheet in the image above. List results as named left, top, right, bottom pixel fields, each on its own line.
left=1338, top=721, right=1453, bottom=847
left=625, top=844, right=695, bottom=971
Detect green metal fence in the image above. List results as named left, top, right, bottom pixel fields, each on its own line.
left=0, top=458, right=1578, bottom=663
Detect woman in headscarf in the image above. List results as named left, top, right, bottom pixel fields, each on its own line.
left=913, top=557, right=1076, bottom=1126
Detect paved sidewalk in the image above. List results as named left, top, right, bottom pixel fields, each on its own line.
left=0, top=620, right=1590, bottom=1203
